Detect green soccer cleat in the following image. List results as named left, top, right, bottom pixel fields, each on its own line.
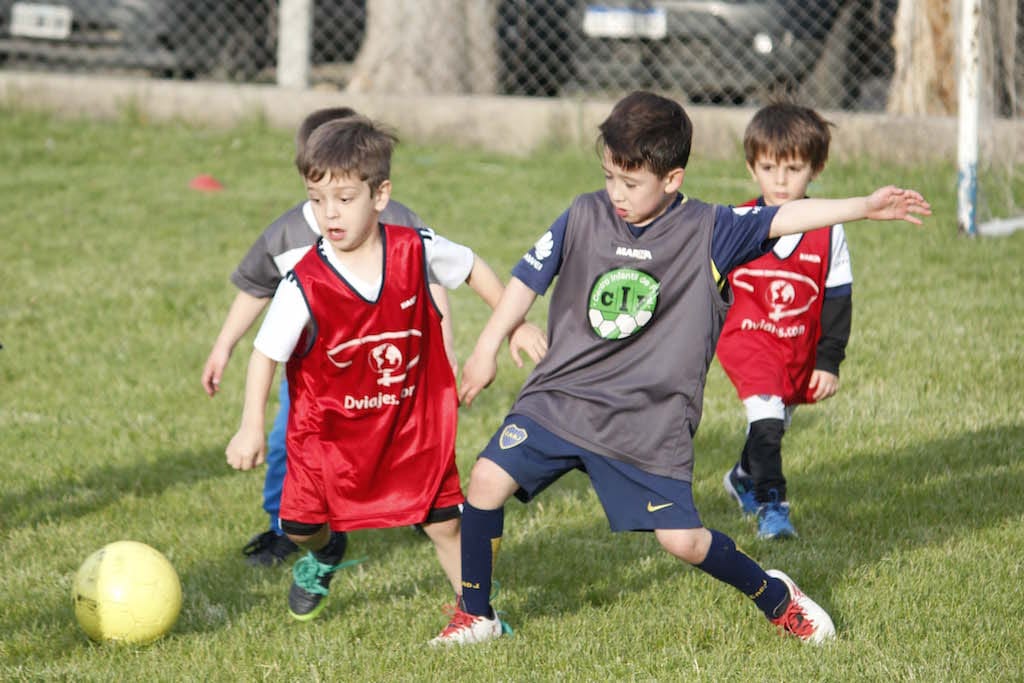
left=287, top=552, right=364, bottom=621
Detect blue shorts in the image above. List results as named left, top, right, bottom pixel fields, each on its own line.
left=479, top=414, right=702, bottom=532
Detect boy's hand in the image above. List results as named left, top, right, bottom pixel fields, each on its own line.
left=201, top=346, right=231, bottom=396
left=808, top=369, right=839, bottom=402
left=226, top=428, right=266, bottom=471
left=459, top=350, right=498, bottom=406
left=508, top=321, right=547, bottom=367
left=865, top=186, right=932, bottom=224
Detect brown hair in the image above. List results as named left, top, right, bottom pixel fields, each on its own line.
left=294, top=106, right=358, bottom=156
left=743, top=102, right=833, bottom=173
left=295, top=116, right=397, bottom=193
left=597, top=91, right=692, bottom=176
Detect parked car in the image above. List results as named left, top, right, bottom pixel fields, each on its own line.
left=0, top=0, right=177, bottom=74
left=0, top=0, right=895, bottom=109
left=0, top=0, right=364, bottom=81
left=498, top=0, right=897, bottom=107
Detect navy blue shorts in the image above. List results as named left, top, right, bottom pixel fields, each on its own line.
left=478, top=414, right=702, bottom=532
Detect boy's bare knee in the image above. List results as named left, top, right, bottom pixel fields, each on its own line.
left=285, top=532, right=320, bottom=549
left=655, top=528, right=712, bottom=564
left=465, top=458, right=519, bottom=508
left=422, top=517, right=460, bottom=542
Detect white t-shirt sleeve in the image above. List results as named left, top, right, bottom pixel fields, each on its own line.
left=421, top=228, right=475, bottom=289
left=253, top=275, right=311, bottom=363
left=824, top=224, right=853, bottom=289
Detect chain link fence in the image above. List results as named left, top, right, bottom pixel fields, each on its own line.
left=0, top=0, right=1019, bottom=115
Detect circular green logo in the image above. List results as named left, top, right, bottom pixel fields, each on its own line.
left=587, top=268, right=660, bottom=339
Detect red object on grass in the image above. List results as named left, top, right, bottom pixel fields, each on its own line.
left=189, top=174, right=224, bottom=192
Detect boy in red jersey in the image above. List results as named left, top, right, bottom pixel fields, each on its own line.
left=718, top=103, right=851, bottom=540
left=202, top=106, right=461, bottom=568
left=225, top=116, right=545, bottom=621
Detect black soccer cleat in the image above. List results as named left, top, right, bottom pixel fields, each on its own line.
left=242, top=530, right=300, bottom=567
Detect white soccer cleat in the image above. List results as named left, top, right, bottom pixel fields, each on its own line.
left=766, top=569, right=836, bottom=644
left=429, top=607, right=504, bottom=646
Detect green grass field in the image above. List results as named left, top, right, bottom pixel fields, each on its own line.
left=1, top=107, right=1022, bottom=682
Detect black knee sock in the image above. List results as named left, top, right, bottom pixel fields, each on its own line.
left=313, top=531, right=348, bottom=565
left=696, top=529, right=789, bottom=617
left=460, top=502, right=503, bottom=618
left=739, top=435, right=752, bottom=475
left=745, top=418, right=786, bottom=503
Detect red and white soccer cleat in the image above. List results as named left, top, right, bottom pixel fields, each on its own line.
left=429, top=607, right=504, bottom=646
left=766, top=569, right=836, bottom=644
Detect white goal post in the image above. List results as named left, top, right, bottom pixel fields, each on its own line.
left=959, top=0, right=1024, bottom=237
left=958, top=0, right=980, bottom=235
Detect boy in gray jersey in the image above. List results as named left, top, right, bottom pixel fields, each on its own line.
left=432, top=91, right=930, bottom=646
left=202, top=107, right=463, bottom=566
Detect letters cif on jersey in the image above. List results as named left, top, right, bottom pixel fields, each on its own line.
left=326, top=329, right=422, bottom=410
left=587, top=267, right=661, bottom=340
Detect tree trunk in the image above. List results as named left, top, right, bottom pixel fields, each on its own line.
left=888, top=0, right=957, bottom=115
left=888, top=0, right=1020, bottom=117
left=346, top=0, right=498, bottom=95
left=984, top=0, right=1020, bottom=116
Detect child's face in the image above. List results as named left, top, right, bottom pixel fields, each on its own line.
left=602, top=148, right=684, bottom=227
left=305, top=172, right=391, bottom=254
left=747, top=155, right=818, bottom=206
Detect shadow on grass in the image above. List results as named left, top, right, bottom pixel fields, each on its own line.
left=0, top=551, right=282, bottom=666
left=0, top=446, right=231, bottom=533
left=182, top=422, right=1019, bottom=636
left=9, top=424, right=1017, bottom=656
left=440, top=423, right=1024, bottom=626
left=799, top=422, right=1024, bottom=556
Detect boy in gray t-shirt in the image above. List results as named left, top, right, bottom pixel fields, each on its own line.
left=432, top=91, right=930, bottom=647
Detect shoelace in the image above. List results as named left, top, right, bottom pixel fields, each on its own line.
left=293, top=555, right=367, bottom=595
left=438, top=604, right=514, bottom=638
left=771, top=600, right=815, bottom=639
left=437, top=607, right=479, bottom=636
left=437, top=606, right=515, bottom=637
left=438, top=579, right=513, bottom=638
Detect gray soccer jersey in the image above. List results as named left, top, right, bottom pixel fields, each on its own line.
left=230, top=199, right=427, bottom=298
left=511, top=191, right=726, bottom=482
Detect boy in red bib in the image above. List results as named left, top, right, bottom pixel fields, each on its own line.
left=226, top=116, right=544, bottom=621
left=718, top=103, right=852, bottom=540
left=202, top=106, right=461, bottom=568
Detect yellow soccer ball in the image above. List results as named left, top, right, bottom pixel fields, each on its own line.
left=72, top=540, right=182, bottom=645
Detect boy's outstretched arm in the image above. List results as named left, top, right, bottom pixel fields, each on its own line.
left=770, top=186, right=931, bottom=237
left=225, top=349, right=277, bottom=471
left=460, top=278, right=538, bottom=406
left=202, top=291, right=271, bottom=396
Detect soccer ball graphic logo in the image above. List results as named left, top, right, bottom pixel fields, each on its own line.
left=587, top=268, right=660, bottom=340
left=73, top=540, right=182, bottom=644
